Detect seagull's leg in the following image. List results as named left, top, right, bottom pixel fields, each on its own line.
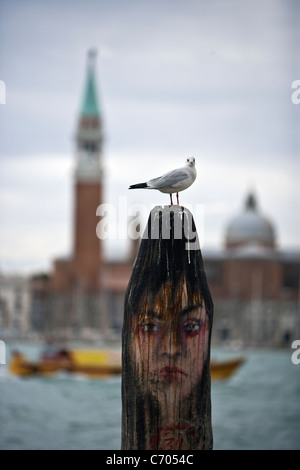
left=170, top=193, right=173, bottom=205
left=176, top=192, right=180, bottom=205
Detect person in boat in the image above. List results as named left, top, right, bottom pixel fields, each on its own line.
left=41, top=336, right=59, bottom=360
left=122, top=210, right=214, bottom=450
left=41, top=336, right=72, bottom=362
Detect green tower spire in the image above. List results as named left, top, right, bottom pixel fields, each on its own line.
left=75, top=49, right=103, bottom=182
left=81, top=49, right=100, bottom=117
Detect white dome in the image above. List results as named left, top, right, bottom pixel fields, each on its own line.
left=225, top=193, right=276, bottom=249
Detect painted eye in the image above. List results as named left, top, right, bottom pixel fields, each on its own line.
left=183, top=320, right=202, bottom=335
left=141, top=322, right=160, bottom=333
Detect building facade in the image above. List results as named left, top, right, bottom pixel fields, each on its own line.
left=206, top=193, right=300, bottom=347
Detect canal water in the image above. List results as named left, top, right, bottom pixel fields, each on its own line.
left=0, top=343, right=299, bottom=450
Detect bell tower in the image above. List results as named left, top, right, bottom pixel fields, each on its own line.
left=73, top=49, right=103, bottom=292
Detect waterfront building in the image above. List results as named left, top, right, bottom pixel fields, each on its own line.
left=47, top=50, right=134, bottom=340
left=206, top=193, right=300, bottom=347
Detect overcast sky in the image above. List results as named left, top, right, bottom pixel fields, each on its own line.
left=0, top=0, right=299, bottom=274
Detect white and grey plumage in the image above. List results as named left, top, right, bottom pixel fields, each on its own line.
left=129, top=157, right=196, bottom=205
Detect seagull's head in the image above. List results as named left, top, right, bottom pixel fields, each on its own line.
left=186, top=157, right=195, bottom=167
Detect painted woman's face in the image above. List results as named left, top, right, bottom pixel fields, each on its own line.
left=131, top=282, right=209, bottom=401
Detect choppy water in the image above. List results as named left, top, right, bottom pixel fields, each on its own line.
left=0, top=343, right=299, bottom=450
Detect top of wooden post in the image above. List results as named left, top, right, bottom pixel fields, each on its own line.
left=140, top=204, right=200, bottom=250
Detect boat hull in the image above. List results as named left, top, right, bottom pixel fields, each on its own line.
left=210, top=357, right=245, bottom=380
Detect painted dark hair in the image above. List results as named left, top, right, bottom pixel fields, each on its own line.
left=122, top=207, right=213, bottom=450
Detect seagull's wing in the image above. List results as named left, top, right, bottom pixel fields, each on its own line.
left=148, top=168, right=189, bottom=189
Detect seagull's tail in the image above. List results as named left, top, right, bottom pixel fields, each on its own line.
left=129, top=183, right=148, bottom=189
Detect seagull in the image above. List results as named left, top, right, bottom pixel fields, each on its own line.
left=129, top=157, right=197, bottom=205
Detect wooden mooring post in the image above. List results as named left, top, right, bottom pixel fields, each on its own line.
left=122, top=205, right=214, bottom=450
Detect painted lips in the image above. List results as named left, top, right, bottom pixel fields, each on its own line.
left=159, top=366, right=188, bottom=381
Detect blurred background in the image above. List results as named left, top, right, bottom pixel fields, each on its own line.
left=0, top=0, right=299, bottom=450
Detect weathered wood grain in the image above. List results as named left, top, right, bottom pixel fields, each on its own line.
left=122, top=206, right=213, bottom=450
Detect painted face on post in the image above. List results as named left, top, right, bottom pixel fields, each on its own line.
left=131, top=281, right=209, bottom=400
left=122, top=208, right=214, bottom=451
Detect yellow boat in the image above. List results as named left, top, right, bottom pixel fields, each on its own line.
left=9, top=349, right=244, bottom=380
left=9, top=349, right=122, bottom=378
left=210, top=357, right=245, bottom=381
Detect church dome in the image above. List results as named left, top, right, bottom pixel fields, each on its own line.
left=225, top=193, right=276, bottom=249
